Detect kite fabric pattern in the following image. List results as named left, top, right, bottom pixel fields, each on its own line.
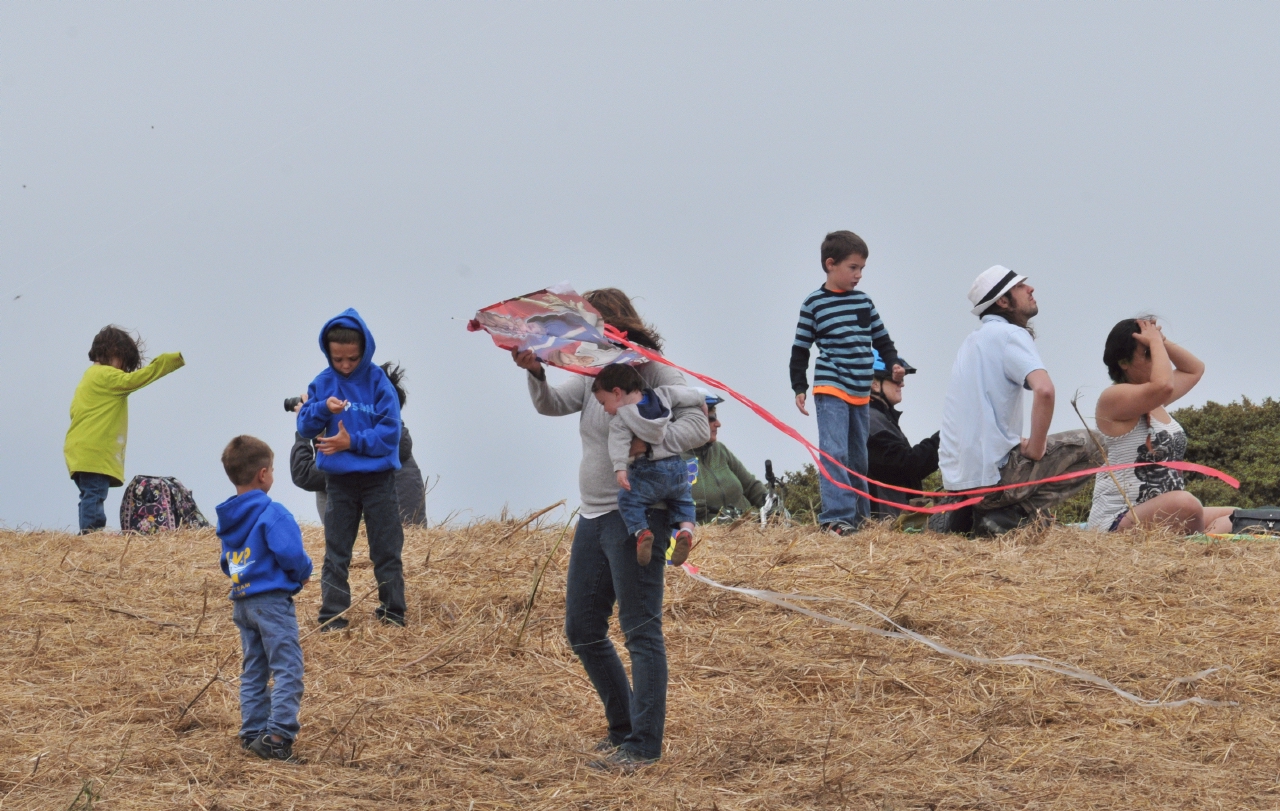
left=467, top=283, right=642, bottom=376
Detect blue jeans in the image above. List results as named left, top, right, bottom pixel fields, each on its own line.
left=233, top=591, right=304, bottom=741
left=815, top=394, right=870, bottom=527
left=616, top=456, right=696, bottom=537
left=73, top=472, right=112, bottom=534
left=564, top=509, right=668, bottom=760
left=321, top=470, right=406, bottom=626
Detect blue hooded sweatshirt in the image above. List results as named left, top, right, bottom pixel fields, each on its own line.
left=296, top=308, right=403, bottom=475
left=216, top=490, right=313, bottom=600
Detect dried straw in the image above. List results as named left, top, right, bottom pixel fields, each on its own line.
left=1, top=517, right=1276, bottom=809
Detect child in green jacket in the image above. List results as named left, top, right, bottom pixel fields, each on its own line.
left=64, top=326, right=184, bottom=533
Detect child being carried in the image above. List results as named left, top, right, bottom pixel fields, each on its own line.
left=591, top=364, right=702, bottom=567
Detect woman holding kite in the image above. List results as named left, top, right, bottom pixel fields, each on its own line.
left=1088, top=318, right=1236, bottom=533
left=511, top=288, right=709, bottom=772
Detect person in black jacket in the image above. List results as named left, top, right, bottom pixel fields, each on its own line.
left=867, top=353, right=940, bottom=520
left=289, top=363, right=428, bottom=525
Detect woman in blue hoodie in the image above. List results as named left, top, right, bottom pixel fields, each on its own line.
left=296, top=309, right=407, bottom=630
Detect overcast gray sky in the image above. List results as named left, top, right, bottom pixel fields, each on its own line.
left=3, top=3, right=1278, bottom=530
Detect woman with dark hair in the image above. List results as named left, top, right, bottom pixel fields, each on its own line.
left=1087, top=318, right=1235, bottom=533
left=512, top=287, right=709, bottom=772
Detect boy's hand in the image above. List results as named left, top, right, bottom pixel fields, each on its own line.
left=316, top=421, right=351, bottom=455
left=291, top=392, right=309, bottom=413
left=892, top=364, right=905, bottom=384
left=616, top=470, right=631, bottom=491
left=795, top=392, right=809, bottom=416
left=326, top=396, right=348, bottom=414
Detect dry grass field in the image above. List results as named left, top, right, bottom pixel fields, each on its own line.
left=2, top=515, right=1278, bottom=810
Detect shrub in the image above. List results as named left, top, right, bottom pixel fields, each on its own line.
left=780, top=463, right=821, bottom=525
left=1172, top=397, right=1280, bottom=508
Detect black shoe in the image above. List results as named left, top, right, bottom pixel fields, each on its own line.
left=247, top=733, right=298, bottom=763
left=588, top=747, right=656, bottom=774
left=318, top=617, right=349, bottom=633
left=821, top=521, right=860, bottom=537
left=239, top=735, right=256, bottom=751
left=374, top=607, right=406, bottom=627
left=973, top=507, right=1029, bottom=537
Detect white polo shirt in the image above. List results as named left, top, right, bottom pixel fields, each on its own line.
left=938, top=315, right=1046, bottom=490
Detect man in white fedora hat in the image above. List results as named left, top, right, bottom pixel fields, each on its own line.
left=935, top=266, right=1101, bottom=535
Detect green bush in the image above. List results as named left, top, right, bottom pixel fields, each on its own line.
left=780, top=463, right=821, bottom=525
left=1173, top=397, right=1280, bottom=508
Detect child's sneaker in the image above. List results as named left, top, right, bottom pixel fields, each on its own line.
left=588, top=747, right=656, bottom=774
left=247, top=733, right=298, bottom=763
left=669, top=529, right=692, bottom=566
left=635, top=529, right=654, bottom=566
left=239, top=735, right=255, bottom=751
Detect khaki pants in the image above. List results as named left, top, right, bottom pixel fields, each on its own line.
left=978, top=430, right=1103, bottom=515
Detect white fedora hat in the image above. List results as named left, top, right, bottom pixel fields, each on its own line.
left=968, top=265, right=1027, bottom=316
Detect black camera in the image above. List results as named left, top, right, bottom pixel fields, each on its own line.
left=283, top=396, right=302, bottom=413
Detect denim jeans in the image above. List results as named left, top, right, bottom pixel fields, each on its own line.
left=815, top=394, right=870, bottom=527
left=320, top=470, right=406, bottom=626
left=564, top=509, right=668, bottom=760
left=233, top=591, right=304, bottom=741
left=617, top=456, right=696, bottom=537
left=73, top=472, right=112, bottom=534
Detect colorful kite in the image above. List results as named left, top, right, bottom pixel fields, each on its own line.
left=468, top=283, right=641, bottom=375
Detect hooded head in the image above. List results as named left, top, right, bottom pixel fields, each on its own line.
left=319, top=308, right=377, bottom=378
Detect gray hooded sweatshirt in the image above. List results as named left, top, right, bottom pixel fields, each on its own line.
left=527, top=364, right=710, bottom=515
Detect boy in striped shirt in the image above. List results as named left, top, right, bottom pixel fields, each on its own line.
left=791, top=230, right=904, bottom=534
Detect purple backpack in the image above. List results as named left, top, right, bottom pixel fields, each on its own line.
left=120, top=475, right=211, bottom=534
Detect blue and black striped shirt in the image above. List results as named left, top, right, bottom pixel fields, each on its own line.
left=790, top=286, right=898, bottom=401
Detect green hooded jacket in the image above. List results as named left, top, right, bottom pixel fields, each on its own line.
left=64, top=353, right=185, bottom=485
left=683, top=441, right=767, bottom=522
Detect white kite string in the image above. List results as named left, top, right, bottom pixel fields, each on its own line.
left=680, top=564, right=1234, bottom=708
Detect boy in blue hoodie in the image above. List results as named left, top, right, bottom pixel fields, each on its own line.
left=296, top=309, right=407, bottom=629
left=216, top=435, right=313, bottom=763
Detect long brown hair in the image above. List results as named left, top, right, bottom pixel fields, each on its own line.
left=583, top=288, right=663, bottom=352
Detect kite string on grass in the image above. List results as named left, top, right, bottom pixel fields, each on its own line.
left=600, top=325, right=1239, bottom=514
left=680, top=563, right=1234, bottom=708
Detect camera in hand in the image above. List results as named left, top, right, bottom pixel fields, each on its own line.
left=283, top=396, right=302, bottom=413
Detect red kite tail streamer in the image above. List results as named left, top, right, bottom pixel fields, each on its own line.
left=600, top=325, right=1239, bottom=515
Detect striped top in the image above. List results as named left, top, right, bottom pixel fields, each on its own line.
left=790, top=286, right=898, bottom=402
left=1086, top=412, right=1187, bottom=530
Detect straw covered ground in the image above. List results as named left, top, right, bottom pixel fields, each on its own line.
left=2, top=515, right=1279, bottom=810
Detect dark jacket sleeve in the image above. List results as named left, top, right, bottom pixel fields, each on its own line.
left=867, top=429, right=940, bottom=483
left=723, top=446, right=768, bottom=508
left=789, top=345, right=811, bottom=394
left=289, top=432, right=327, bottom=493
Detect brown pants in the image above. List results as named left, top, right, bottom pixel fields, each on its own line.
left=978, top=430, right=1103, bottom=514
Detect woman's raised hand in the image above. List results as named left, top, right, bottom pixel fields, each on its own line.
left=511, top=348, right=547, bottom=380
left=1132, top=319, right=1161, bottom=347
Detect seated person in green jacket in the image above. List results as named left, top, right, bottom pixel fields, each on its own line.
left=683, top=390, right=768, bottom=522
left=867, top=352, right=940, bottom=519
